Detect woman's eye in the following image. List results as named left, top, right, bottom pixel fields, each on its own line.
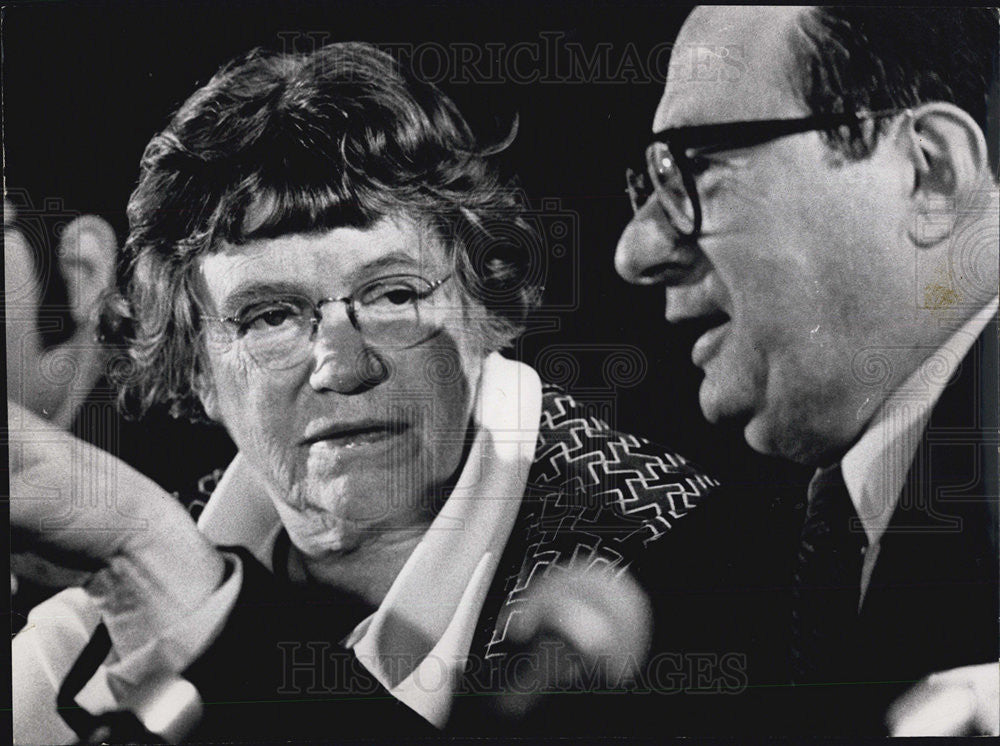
left=258, top=309, right=293, bottom=326
left=367, top=285, right=420, bottom=306
left=239, top=303, right=301, bottom=333
left=383, top=288, right=418, bottom=305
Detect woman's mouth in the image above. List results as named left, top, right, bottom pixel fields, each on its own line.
left=301, top=420, right=411, bottom=449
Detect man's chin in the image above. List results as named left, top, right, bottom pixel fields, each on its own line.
left=742, top=416, right=831, bottom=466
left=741, top=418, right=779, bottom=457
left=698, top=382, right=753, bottom=430
left=698, top=389, right=790, bottom=459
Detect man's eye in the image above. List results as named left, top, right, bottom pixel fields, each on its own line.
left=687, top=154, right=715, bottom=177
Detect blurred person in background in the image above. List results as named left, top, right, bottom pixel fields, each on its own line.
left=5, top=197, right=117, bottom=430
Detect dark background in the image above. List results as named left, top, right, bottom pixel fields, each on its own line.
left=4, top=0, right=810, bottom=511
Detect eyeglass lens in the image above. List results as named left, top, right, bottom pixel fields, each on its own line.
left=206, top=279, right=442, bottom=371
left=644, top=142, right=696, bottom=234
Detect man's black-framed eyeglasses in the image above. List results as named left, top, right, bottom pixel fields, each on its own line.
left=625, top=109, right=906, bottom=237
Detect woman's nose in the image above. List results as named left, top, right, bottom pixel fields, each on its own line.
left=308, top=303, right=388, bottom=394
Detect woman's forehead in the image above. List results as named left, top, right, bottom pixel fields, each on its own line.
left=197, top=216, right=447, bottom=302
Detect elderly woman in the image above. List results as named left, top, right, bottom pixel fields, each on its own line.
left=12, top=42, right=718, bottom=742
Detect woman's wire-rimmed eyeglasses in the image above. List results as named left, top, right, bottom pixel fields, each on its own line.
left=201, top=273, right=453, bottom=370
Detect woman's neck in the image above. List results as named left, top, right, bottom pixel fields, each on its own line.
left=287, top=524, right=429, bottom=609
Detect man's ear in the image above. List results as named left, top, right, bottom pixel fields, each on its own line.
left=57, top=215, right=117, bottom=326
left=901, top=102, right=990, bottom=247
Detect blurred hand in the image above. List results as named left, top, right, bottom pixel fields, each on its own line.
left=489, top=564, right=653, bottom=722
left=886, top=662, right=999, bottom=736
left=8, top=399, right=223, bottom=610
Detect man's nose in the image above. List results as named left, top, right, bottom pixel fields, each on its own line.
left=614, top=200, right=700, bottom=286
left=308, top=304, right=388, bottom=394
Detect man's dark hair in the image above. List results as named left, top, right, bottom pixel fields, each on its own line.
left=791, top=7, right=999, bottom=178
left=111, top=41, right=540, bottom=422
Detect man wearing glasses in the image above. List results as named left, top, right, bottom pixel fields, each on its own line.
left=616, top=5, right=998, bottom=736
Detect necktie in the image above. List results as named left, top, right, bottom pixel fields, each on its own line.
left=789, top=463, right=867, bottom=685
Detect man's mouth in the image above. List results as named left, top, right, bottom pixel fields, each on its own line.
left=690, top=314, right=732, bottom=368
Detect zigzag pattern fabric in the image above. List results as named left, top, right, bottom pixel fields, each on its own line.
left=484, top=385, right=719, bottom=660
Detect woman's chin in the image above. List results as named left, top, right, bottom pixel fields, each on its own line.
left=287, top=518, right=363, bottom=557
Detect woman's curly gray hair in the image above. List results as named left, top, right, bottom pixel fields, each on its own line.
left=104, top=41, right=540, bottom=422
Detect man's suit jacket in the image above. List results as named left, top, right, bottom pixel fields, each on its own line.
left=844, top=317, right=999, bottom=729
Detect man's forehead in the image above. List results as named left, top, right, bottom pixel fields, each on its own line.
left=655, top=5, right=808, bottom=132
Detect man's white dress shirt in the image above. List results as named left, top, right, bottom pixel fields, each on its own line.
left=840, top=298, right=998, bottom=603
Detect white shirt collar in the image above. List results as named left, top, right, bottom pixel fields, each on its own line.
left=197, top=352, right=543, bottom=728
left=841, top=298, right=998, bottom=547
